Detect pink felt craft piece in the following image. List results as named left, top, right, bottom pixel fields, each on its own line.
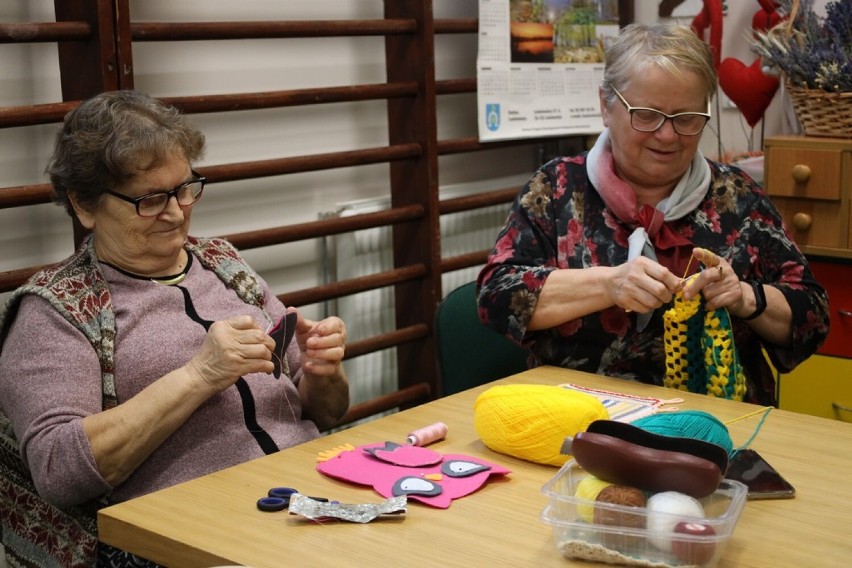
left=317, top=443, right=511, bottom=508
left=364, top=441, right=443, bottom=467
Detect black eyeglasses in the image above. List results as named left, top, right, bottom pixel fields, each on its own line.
left=611, top=87, right=711, bottom=136
left=105, top=170, right=206, bottom=217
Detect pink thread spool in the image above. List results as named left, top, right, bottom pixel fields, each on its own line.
left=406, top=422, right=448, bottom=446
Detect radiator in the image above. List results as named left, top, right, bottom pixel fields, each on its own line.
left=322, top=175, right=526, bottom=411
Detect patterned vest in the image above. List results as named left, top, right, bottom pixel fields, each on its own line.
left=0, top=235, right=268, bottom=568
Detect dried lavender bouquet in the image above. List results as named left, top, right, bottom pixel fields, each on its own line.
left=751, top=0, right=852, bottom=92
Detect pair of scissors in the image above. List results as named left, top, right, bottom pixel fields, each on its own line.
left=256, top=487, right=329, bottom=512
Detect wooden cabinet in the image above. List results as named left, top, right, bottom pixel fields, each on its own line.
left=764, top=136, right=852, bottom=254
left=765, top=136, right=852, bottom=420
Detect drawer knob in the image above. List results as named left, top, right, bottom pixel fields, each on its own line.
left=791, top=164, right=811, bottom=183
left=792, top=212, right=812, bottom=230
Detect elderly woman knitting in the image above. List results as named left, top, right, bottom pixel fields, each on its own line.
left=477, top=23, right=829, bottom=406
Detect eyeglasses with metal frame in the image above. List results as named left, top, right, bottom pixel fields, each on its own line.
left=104, top=169, right=206, bottom=217
left=611, top=87, right=711, bottom=136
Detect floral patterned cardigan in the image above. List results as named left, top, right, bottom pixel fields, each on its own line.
left=477, top=155, right=830, bottom=406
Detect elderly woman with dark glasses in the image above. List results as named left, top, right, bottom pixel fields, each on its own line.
left=478, top=23, right=828, bottom=407
left=0, top=90, right=348, bottom=567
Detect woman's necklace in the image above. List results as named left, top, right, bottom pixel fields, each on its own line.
left=101, top=253, right=192, bottom=286
left=150, top=254, right=191, bottom=286
left=150, top=269, right=188, bottom=286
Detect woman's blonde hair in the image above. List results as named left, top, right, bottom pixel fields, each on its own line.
left=601, top=23, right=717, bottom=105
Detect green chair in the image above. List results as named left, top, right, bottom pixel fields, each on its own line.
left=435, top=281, right=529, bottom=396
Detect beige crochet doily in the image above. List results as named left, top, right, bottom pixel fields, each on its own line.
left=558, top=540, right=699, bottom=568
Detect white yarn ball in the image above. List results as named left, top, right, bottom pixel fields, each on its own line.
left=646, top=491, right=705, bottom=552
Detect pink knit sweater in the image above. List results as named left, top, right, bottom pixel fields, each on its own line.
left=0, top=254, right=319, bottom=508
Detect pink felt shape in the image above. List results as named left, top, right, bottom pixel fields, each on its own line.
left=364, top=442, right=443, bottom=467
left=317, top=443, right=511, bottom=509
left=718, top=58, right=779, bottom=127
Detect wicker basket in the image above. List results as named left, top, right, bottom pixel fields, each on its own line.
left=786, top=82, right=852, bottom=139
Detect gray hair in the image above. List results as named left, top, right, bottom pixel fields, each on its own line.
left=601, top=23, right=717, bottom=105
left=46, top=90, right=206, bottom=216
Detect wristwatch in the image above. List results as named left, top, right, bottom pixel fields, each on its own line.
left=742, top=281, right=767, bottom=321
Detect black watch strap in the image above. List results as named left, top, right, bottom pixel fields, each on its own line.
left=743, top=281, right=767, bottom=320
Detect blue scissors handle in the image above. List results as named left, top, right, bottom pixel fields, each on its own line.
left=268, top=486, right=298, bottom=499
left=256, top=497, right=288, bottom=512
left=256, top=487, right=329, bottom=512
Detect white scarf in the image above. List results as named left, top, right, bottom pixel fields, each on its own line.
left=587, top=129, right=711, bottom=330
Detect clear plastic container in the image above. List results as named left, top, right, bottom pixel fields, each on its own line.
left=541, top=460, right=747, bottom=567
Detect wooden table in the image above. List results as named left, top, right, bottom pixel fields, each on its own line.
left=98, top=366, right=852, bottom=567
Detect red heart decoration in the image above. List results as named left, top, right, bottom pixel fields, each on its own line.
left=752, top=7, right=782, bottom=34
left=718, top=57, right=779, bottom=127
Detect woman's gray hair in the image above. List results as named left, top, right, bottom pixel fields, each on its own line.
left=46, top=90, right=206, bottom=216
left=601, top=23, right=717, bottom=106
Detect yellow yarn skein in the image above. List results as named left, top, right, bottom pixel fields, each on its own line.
left=473, top=384, right=609, bottom=467
left=575, top=475, right=614, bottom=522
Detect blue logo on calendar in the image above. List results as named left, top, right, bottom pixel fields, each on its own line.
left=486, top=104, right=500, bottom=131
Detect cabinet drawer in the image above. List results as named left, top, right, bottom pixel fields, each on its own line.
left=809, top=260, right=852, bottom=358
left=771, top=197, right=848, bottom=249
left=765, top=146, right=843, bottom=200
left=778, top=355, right=852, bottom=421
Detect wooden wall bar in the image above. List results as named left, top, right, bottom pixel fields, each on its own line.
left=0, top=1, right=538, bottom=425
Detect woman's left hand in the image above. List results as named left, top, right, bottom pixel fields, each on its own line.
left=293, top=309, right=347, bottom=377
left=682, top=247, right=794, bottom=346
left=682, top=247, right=746, bottom=313
left=291, top=308, right=349, bottom=429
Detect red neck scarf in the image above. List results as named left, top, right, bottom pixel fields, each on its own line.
left=587, top=131, right=710, bottom=278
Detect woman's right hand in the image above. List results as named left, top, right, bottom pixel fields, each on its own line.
left=184, top=315, right=275, bottom=392
left=529, top=258, right=683, bottom=331
left=609, top=256, right=682, bottom=313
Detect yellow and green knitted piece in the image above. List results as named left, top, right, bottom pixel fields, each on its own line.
left=663, top=287, right=747, bottom=401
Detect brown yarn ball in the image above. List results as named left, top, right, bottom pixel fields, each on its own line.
left=593, top=485, right=647, bottom=529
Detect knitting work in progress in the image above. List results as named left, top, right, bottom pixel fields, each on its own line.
left=663, top=282, right=746, bottom=401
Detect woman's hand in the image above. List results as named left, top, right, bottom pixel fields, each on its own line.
left=86, top=315, right=274, bottom=487
left=682, top=247, right=748, bottom=314
left=294, top=310, right=347, bottom=377
left=682, top=247, right=793, bottom=345
left=185, top=315, right=275, bottom=392
left=292, top=309, right=349, bottom=429
left=610, top=256, right=683, bottom=313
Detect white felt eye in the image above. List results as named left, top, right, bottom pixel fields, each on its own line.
left=392, top=476, right=442, bottom=497
left=400, top=477, right=434, bottom=491
left=442, top=460, right=490, bottom=477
